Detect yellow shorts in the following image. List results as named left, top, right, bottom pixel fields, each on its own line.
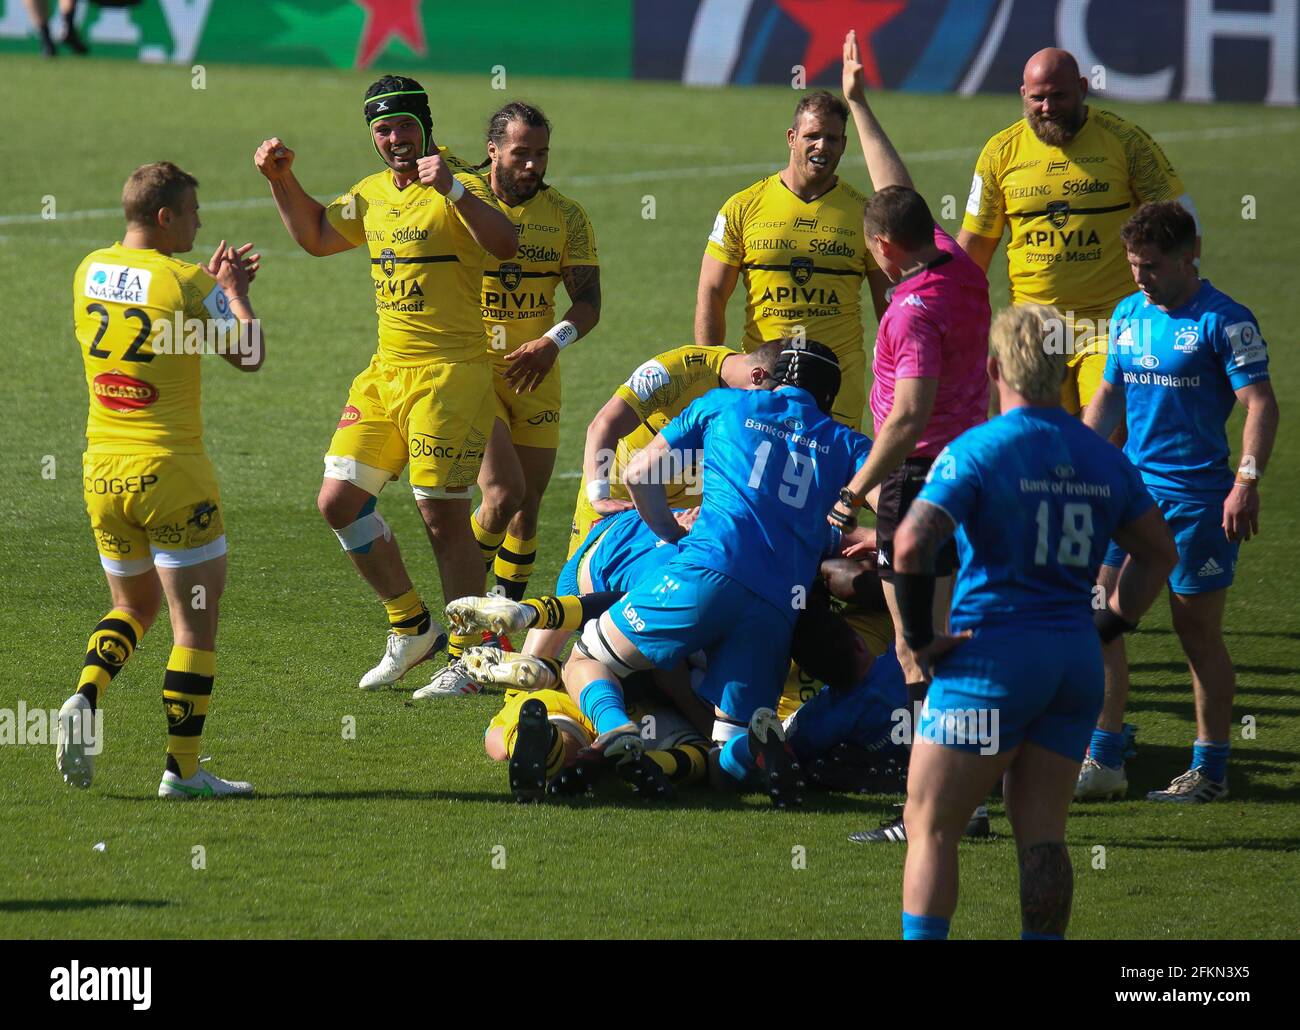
left=83, top=451, right=226, bottom=576
left=1059, top=307, right=1113, bottom=415
left=489, top=688, right=593, bottom=749
left=830, top=348, right=866, bottom=430
left=492, top=360, right=561, bottom=449
left=327, top=356, right=494, bottom=494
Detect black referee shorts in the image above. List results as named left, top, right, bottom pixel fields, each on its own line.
left=874, top=456, right=959, bottom=581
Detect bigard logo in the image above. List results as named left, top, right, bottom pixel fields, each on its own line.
left=790, top=257, right=814, bottom=285
left=92, top=372, right=158, bottom=411
left=338, top=404, right=361, bottom=428
left=499, top=262, right=523, bottom=290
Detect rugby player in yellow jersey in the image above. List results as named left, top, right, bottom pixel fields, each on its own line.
left=470, top=101, right=601, bottom=609
left=568, top=341, right=782, bottom=564
left=958, top=47, right=1196, bottom=413
left=57, top=162, right=264, bottom=799
left=695, top=88, right=901, bottom=429
left=253, top=75, right=519, bottom=697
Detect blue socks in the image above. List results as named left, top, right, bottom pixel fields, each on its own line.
left=578, top=680, right=631, bottom=736
left=1191, top=739, right=1230, bottom=783
left=718, top=734, right=755, bottom=783
left=902, top=913, right=949, bottom=940
left=1089, top=728, right=1126, bottom=768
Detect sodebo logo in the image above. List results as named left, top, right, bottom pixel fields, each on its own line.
left=49, top=962, right=151, bottom=1010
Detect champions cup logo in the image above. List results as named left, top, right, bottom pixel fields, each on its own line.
left=379, top=248, right=397, bottom=278
left=92, top=372, right=158, bottom=411
left=790, top=257, right=814, bottom=286
left=1046, top=201, right=1070, bottom=230
left=164, top=698, right=193, bottom=726
left=499, top=263, right=523, bottom=290
left=338, top=404, right=361, bottom=428
left=96, top=635, right=129, bottom=666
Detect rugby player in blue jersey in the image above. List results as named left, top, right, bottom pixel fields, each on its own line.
left=553, top=341, right=871, bottom=807
left=1078, top=201, right=1279, bottom=803
left=890, top=305, right=1176, bottom=940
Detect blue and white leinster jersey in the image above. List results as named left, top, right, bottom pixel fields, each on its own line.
left=658, top=386, right=871, bottom=621
left=1105, top=280, right=1269, bottom=501
left=919, top=407, right=1154, bottom=631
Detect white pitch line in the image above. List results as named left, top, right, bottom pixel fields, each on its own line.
left=1, top=122, right=1293, bottom=227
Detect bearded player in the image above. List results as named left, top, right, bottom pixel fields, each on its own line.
left=469, top=101, right=601, bottom=633
left=58, top=162, right=263, bottom=799
left=254, top=75, right=518, bottom=697
left=958, top=47, right=1195, bottom=414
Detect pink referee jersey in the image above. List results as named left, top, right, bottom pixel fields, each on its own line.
left=869, top=225, right=991, bottom=458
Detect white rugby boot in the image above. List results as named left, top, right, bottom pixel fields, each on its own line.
left=56, top=693, right=97, bottom=789
left=358, top=622, right=446, bottom=690
left=158, top=767, right=253, bottom=799
left=1074, top=756, right=1129, bottom=801
left=445, top=595, right=537, bottom=637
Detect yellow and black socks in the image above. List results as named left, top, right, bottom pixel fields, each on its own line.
left=506, top=718, right=567, bottom=779
left=76, top=609, right=143, bottom=709
left=520, top=591, right=624, bottom=631
left=471, top=510, right=507, bottom=571
left=646, top=741, right=711, bottom=785
left=382, top=588, right=431, bottom=636
left=163, top=646, right=213, bottom=780
left=494, top=532, right=537, bottom=602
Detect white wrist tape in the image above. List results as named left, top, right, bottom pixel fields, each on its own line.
left=586, top=478, right=610, bottom=503
left=544, top=320, right=579, bottom=349
left=446, top=178, right=465, bottom=203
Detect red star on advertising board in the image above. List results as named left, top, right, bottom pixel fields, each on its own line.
left=354, top=0, right=428, bottom=69
left=777, top=0, right=906, bottom=87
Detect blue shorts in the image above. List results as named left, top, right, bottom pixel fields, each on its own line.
left=785, top=645, right=907, bottom=763
left=1103, top=494, right=1236, bottom=595
left=608, top=561, right=792, bottom=721
left=920, top=623, right=1103, bottom=761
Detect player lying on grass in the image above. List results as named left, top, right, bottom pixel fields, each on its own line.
left=59, top=162, right=264, bottom=799
left=254, top=74, right=519, bottom=698
left=568, top=341, right=781, bottom=560
left=892, top=305, right=1176, bottom=940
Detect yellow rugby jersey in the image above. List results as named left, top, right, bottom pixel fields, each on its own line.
left=777, top=604, right=894, bottom=722
left=705, top=174, right=875, bottom=363
left=962, top=109, right=1186, bottom=314
left=73, top=243, right=233, bottom=454
left=482, top=184, right=597, bottom=356
left=326, top=147, right=504, bottom=366
left=607, top=344, right=734, bottom=505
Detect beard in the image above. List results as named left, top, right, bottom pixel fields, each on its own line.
left=497, top=164, right=543, bottom=204
left=1026, top=104, right=1085, bottom=146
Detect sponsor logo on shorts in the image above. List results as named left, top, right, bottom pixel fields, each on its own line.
left=621, top=602, right=646, bottom=633
left=189, top=502, right=218, bottom=531
left=85, top=474, right=158, bottom=495
left=92, top=372, right=158, bottom=411
left=410, top=433, right=457, bottom=459
left=337, top=404, right=361, bottom=428
left=525, top=410, right=560, bottom=425
left=1197, top=557, right=1226, bottom=578
left=94, top=528, right=134, bottom=554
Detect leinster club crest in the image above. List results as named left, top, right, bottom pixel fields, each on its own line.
left=1046, top=201, right=1070, bottom=229
left=790, top=256, right=813, bottom=286
left=380, top=248, right=397, bottom=278
left=499, top=262, right=523, bottom=290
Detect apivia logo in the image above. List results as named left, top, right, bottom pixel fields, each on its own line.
left=50, top=962, right=151, bottom=1010
left=1137, top=353, right=1160, bottom=370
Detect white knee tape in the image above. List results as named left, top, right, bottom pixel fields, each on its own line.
left=578, top=618, right=644, bottom=679
left=323, top=456, right=393, bottom=497
left=334, top=511, right=391, bottom=552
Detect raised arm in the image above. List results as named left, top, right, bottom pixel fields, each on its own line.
left=841, top=30, right=913, bottom=191
left=955, top=229, right=1000, bottom=273
left=254, top=138, right=355, bottom=257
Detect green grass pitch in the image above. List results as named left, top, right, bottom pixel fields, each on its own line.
left=1, top=55, right=1296, bottom=939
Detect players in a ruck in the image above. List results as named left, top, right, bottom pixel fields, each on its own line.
left=254, top=75, right=518, bottom=697
left=58, top=162, right=264, bottom=798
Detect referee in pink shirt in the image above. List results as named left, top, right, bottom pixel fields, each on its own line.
left=829, top=190, right=992, bottom=715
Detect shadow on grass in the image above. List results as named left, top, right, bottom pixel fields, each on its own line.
left=1130, top=661, right=1300, bottom=678
left=1075, top=742, right=1300, bottom=802
left=1106, top=837, right=1300, bottom=853
left=0, top=899, right=172, bottom=913
left=1140, top=627, right=1300, bottom=642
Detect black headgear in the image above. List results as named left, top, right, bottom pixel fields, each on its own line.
left=773, top=339, right=841, bottom=414
left=363, top=76, right=433, bottom=159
